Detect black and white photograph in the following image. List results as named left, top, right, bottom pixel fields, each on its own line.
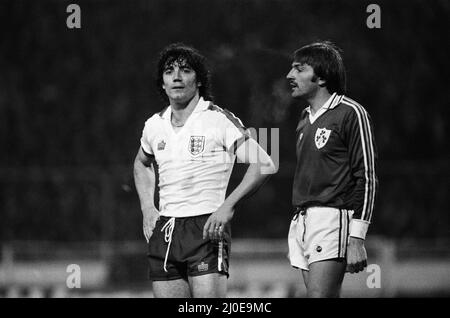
left=0, top=0, right=449, bottom=303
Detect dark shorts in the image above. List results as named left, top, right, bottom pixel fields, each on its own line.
left=147, top=214, right=231, bottom=281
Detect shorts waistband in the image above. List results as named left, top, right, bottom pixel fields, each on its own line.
left=293, top=206, right=341, bottom=216
left=158, top=213, right=212, bottom=221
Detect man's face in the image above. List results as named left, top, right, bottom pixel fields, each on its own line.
left=162, top=59, right=200, bottom=104
left=286, top=62, right=320, bottom=99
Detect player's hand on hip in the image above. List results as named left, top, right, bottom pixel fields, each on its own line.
left=142, top=207, right=160, bottom=243
left=346, top=237, right=368, bottom=273
left=203, top=204, right=235, bottom=241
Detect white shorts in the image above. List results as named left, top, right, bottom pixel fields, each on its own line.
left=288, top=207, right=353, bottom=271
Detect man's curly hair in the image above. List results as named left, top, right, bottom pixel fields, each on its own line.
left=156, top=43, right=213, bottom=102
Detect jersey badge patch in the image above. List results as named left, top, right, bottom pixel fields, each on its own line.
left=189, top=136, right=205, bottom=156
left=315, top=128, right=331, bottom=149
left=197, top=261, right=209, bottom=272
left=157, top=140, right=166, bottom=151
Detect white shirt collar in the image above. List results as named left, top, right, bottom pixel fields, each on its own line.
left=305, top=92, right=337, bottom=115
left=305, top=93, right=338, bottom=124
left=193, top=97, right=210, bottom=113
left=162, top=97, right=210, bottom=120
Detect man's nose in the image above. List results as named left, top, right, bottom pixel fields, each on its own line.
left=286, top=69, right=293, bottom=79
left=173, top=69, right=182, bottom=81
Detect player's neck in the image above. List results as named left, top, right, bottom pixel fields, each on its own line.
left=308, top=90, right=332, bottom=116
left=170, top=94, right=200, bottom=123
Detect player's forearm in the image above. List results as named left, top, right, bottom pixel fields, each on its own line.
left=133, top=158, right=157, bottom=213
left=223, top=162, right=274, bottom=209
left=350, top=177, right=377, bottom=240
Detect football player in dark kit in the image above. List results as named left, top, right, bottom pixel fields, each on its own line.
left=286, top=41, right=378, bottom=297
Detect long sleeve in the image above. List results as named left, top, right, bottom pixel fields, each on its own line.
left=342, top=99, right=378, bottom=239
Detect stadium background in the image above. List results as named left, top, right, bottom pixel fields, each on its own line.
left=0, top=0, right=449, bottom=297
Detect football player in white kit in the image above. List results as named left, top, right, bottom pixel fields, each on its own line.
left=134, top=43, right=277, bottom=298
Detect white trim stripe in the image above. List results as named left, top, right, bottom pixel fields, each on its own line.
left=325, top=93, right=337, bottom=109
left=343, top=97, right=376, bottom=222
left=218, top=240, right=223, bottom=271
left=340, top=209, right=348, bottom=258
left=341, top=97, right=376, bottom=222
left=338, top=209, right=342, bottom=258
left=330, top=94, right=344, bottom=109
left=341, top=99, right=370, bottom=219
left=223, top=109, right=245, bottom=129
left=210, top=105, right=248, bottom=135
left=345, top=210, right=350, bottom=253
left=339, top=210, right=344, bottom=258
left=354, top=99, right=376, bottom=222
left=344, top=209, right=349, bottom=257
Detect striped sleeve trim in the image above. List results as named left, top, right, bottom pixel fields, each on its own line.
left=329, top=94, right=344, bottom=109
left=338, top=209, right=350, bottom=257
left=142, top=147, right=153, bottom=158
left=338, top=209, right=343, bottom=258
left=231, top=135, right=250, bottom=154
left=341, top=97, right=376, bottom=223
left=208, top=103, right=249, bottom=136
left=208, top=103, right=251, bottom=153
left=158, top=106, right=169, bottom=118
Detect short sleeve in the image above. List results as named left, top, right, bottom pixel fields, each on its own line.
left=217, top=110, right=250, bottom=154
left=140, top=118, right=154, bottom=156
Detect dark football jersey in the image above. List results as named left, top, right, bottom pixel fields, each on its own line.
left=292, top=93, right=378, bottom=224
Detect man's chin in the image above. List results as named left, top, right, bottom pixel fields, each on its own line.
left=291, top=93, right=304, bottom=100
left=170, top=94, right=196, bottom=105
left=170, top=93, right=189, bottom=102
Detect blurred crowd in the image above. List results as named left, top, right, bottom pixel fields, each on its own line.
left=0, top=0, right=449, bottom=242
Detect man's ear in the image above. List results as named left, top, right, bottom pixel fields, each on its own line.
left=317, top=77, right=326, bottom=87
left=197, top=81, right=202, bottom=87
left=311, top=74, right=325, bottom=86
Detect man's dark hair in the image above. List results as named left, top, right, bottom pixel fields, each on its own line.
left=156, top=43, right=213, bottom=102
left=293, top=41, right=346, bottom=95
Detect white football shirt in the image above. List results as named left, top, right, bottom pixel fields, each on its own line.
left=140, top=97, right=249, bottom=217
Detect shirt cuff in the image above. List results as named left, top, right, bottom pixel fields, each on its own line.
left=349, top=219, right=370, bottom=240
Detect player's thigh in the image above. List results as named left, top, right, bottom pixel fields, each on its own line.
left=189, top=273, right=227, bottom=298
left=307, top=259, right=346, bottom=298
left=301, top=269, right=309, bottom=289
left=152, top=278, right=191, bottom=298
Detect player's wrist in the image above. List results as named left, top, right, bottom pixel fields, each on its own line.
left=220, top=202, right=236, bottom=211
left=348, top=236, right=365, bottom=245
left=349, top=219, right=370, bottom=240
left=141, top=204, right=158, bottom=214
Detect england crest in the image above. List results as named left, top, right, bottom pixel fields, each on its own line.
left=157, top=140, right=166, bottom=151
left=315, top=128, right=332, bottom=149
left=189, top=136, right=205, bottom=156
